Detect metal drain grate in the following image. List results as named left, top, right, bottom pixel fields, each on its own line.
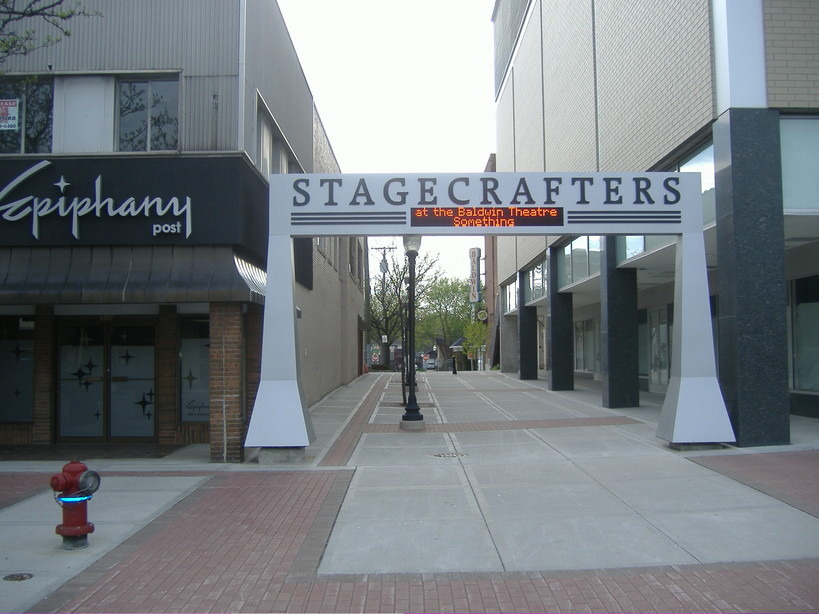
left=430, top=452, right=467, bottom=458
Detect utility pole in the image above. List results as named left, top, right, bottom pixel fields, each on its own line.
left=370, top=245, right=396, bottom=369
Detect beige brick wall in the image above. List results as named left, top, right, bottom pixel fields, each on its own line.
left=764, top=0, right=819, bottom=108
left=514, top=6, right=546, bottom=173
left=497, top=237, right=519, bottom=286
left=296, top=238, right=366, bottom=407
left=497, top=0, right=713, bottom=174
left=542, top=0, right=598, bottom=172
left=289, top=108, right=366, bottom=408
left=595, top=0, right=713, bottom=171
left=496, top=75, right=517, bottom=172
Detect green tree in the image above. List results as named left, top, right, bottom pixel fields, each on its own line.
left=0, top=0, right=98, bottom=64
left=462, top=318, right=489, bottom=370
left=368, top=249, right=439, bottom=368
left=417, top=277, right=472, bottom=368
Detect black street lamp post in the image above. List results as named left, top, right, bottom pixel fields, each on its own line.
left=401, top=235, right=424, bottom=430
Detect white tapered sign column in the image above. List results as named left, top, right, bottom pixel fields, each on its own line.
left=656, top=232, right=735, bottom=444
left=245, top=234, right=315, bottom=447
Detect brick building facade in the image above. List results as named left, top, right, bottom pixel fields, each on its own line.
left=0, top=1, right=367, bottom=461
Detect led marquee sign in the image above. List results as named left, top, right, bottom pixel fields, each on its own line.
left=271, top=172, right=702, bottom=236
left=410, top=206, right=563, bottom=228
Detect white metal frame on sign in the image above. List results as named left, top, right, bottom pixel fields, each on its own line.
left=244, top=173, right=735, bottom=450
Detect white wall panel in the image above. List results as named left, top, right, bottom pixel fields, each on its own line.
left=52, top=76, right=115, bottom=153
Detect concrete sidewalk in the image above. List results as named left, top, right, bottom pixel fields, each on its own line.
left=1, top=371, right=817, bottom=613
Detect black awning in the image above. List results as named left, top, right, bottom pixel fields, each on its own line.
left=0, top=246, right=265, bottom=305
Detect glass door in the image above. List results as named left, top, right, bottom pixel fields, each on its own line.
left=59, top=325, right=105, bottom=438
left=109, top=326, right=155, bottom=438
left=58, top=323, right=156, bottom=440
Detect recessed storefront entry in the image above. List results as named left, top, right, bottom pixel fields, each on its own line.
left=58, top=323, right=156, bottom=441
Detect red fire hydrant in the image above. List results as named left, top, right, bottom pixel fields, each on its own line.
left=50, top=460, right=101, bottom=550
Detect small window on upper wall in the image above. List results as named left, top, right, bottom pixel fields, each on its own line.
left=118, top=79, right=178, bottom=152
left=0, top=77, right=53, bottom=154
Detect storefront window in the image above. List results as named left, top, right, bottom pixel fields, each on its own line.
left=574, top=318, right=598, bottom=374
left=0, top=78, right=53, bottom=154
left=524, top=259, right=547, bottom=304
left=180, top=318, right=210, bottom=422
left=588, top=236, right=601, bottom=276
left=781, top=117, right=819, bottom=211
left=558, top=236, right=601, bottom=287
left=617, top=143, right=714, bottom=262
left=0, top=318, right=34, bottom=422
left=502, top=278, right=518, bottom=313
left=649, top=307, right=670, bottom=390
left=118, top=79, right=178, bottom=151
left=792, top=275, right=819, bottom=392
left=681, top=144, right=715, bottom=223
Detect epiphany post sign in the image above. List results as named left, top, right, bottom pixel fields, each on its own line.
left=245, top=172, right=735, bottom=454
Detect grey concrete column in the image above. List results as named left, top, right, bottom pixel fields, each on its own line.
left=518, top=270, right=538, bottom=380
left=713, top=107, right=790, bottom=446
left=600, top=236, right=639, bottom=408
left=548, top=246, right=574, bottom=391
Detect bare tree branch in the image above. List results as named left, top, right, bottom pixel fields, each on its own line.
left=0, top=0, right=99, bottom=63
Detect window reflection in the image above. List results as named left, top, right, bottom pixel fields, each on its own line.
left=119, top=79, right=178, bottom=152
left=0, top=78, right=53, bottom=154
left=558, top=236, right=601, bottom=287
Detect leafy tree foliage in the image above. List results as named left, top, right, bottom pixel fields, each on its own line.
left=416, top=276, right=473, bottom=367
left=0, top=0, right=98, bottom=64
left=461, top=318, right=489, bottom=370
left=368, top=249, right=439, bottom=368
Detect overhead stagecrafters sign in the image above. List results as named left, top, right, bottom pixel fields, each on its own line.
left=245, top=172, right=735, bottom=452
left=270, top=172, right=701, bottom=237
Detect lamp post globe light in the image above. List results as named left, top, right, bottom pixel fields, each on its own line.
left=401, top=234, right=424, bottom=430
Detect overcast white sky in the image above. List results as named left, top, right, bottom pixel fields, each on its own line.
left=277, top=0, right=497, bottom=278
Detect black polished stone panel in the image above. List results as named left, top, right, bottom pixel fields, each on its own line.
left=713, top=108, right=790, bottom=446
left=600, top=236, right=639, bottom=408
left=518, top=270, right=538, bottom=380
left=548, top=246, right=574, bottom=391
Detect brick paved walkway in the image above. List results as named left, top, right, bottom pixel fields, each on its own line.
left=5, top=371, right=818, bottom=613
left=692, top=451, right=819, bottom=518
left=21, top=467, right=819, bottom=613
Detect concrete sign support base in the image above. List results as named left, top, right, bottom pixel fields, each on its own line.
left=656, top=232, right=736, bottom=444
left=245, top=235, right=315, bottom=453
left=400, top=421, right=425, bottom=431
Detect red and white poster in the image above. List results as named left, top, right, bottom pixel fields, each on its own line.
left=0, top=99, right=19, bottom=130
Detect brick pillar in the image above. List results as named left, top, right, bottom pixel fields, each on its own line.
left=32, top=304, right=54, bottom=444
left=244, top=304, right=263, bottom=432
left=209, top=303, right=245, bottom=463
left=156, top=305, right=179, bottom=444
